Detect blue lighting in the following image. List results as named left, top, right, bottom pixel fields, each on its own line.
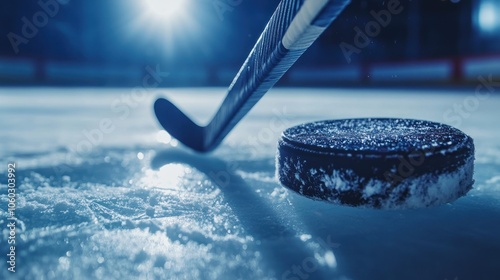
left=478, top=1, right=500, bottom=33
left=144, top=0, right=190, bottom=23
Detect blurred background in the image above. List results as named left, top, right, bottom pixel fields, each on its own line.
left=1, top=0, right=499, bottom=87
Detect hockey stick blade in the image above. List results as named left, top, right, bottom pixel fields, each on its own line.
left=154, top=98, right=205, bottom=152
left=155, top=0, right=351, bottom=152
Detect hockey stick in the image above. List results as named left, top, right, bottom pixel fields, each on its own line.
left=154, top=0, right=351, bottom=152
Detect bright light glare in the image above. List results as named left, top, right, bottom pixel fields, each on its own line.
left=139, top=164, right=188, bottom=191
left=137, top=152, right=145, bottom=160
left=479, top=2, right=499, bottom=32
left=130, top=0, right=202, bottom=62
left=144, top=0, right=189, bottom=21
left=156, top=130, right=172, bottom=144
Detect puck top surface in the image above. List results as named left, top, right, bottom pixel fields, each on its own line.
left=282, top=118, right=469, bottom=155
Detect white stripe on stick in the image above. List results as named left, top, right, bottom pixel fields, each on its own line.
left=282, top=0, right=330, bottom=50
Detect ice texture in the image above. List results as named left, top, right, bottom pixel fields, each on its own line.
left=1, top=88, right=500, bottom=280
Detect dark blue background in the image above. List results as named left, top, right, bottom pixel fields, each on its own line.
left=1, top=0, right=499, bottom=86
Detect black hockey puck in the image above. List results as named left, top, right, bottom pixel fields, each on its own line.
left=276, top=118, right=475, bottom=209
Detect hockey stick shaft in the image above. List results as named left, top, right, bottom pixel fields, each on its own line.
left=204, top=0, right=350, bottom=151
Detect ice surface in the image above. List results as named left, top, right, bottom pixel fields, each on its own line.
left=1, top=88, right=500, bottom=279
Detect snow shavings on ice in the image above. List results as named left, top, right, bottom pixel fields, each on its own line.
left=0, top=147, right=349, bottom=280
left=0, top=151, right=274, bottom=279
left=2, top=88, right=500, bottom=279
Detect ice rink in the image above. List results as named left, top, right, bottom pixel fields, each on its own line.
left=1, top=87, right=500, bottom=279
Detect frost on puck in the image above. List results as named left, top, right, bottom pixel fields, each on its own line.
left=276, top=118, right=475, bottom=209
